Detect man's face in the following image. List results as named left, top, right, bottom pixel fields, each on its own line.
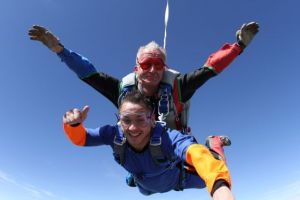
left=136, top=48, right=165, bottom=90
left=119, top=101, right=154, bottom=151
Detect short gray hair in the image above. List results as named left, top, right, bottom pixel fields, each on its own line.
left=136, top=41, right=167, bottom=64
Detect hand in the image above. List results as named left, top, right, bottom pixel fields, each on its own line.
left=236, top=22, right=259, bottom=49
left=28, top=25, right=63, bottom=53
left=63, top=106, right=90, bottom=125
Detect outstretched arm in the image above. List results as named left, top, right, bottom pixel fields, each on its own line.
left=180, top=21, right=259, bottom=102
left=186, top=144, right=234, bottom=200
left=205, top=21, right=259, bottom=74
left=28, top=25, right=103, bottom=79
left=28, top=25, right=120, bottom=107
left=56, top=48, right=120, bottom=107
left=28, top=25, right=63, bottom=53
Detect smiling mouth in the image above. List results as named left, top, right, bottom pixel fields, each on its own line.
left=129, top=132, right=142, bottom=138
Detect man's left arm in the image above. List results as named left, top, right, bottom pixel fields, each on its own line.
left=180, top=22, right=259, bottom=102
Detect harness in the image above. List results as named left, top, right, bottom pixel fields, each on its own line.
left=113, top=123, right=196, bottom=191
left=113, top=124, right=171, bottom=166
left=118, top=69, right=191, bottom=133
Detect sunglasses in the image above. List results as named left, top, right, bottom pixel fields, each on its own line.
left=137, top=57, right=165, bottom=71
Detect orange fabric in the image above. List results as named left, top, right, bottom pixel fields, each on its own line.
left=186, top=144, right=231, bottom=195
left=63, top=123, right=86, bottom=146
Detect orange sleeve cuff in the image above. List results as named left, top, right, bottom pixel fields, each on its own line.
left=63, top=123, right=86, bottom=146
left=186, top=144, right=231, bottom=195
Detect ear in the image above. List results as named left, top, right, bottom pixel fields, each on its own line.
left=134, top=66, right=138, bottom=71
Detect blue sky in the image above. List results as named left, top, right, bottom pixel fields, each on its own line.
left=1, top=0, right=300, bottom=199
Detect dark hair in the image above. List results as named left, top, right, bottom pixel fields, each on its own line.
left=119, top=90, right=154, bottom=112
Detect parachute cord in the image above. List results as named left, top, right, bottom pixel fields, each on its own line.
left=163, top=0, right=169, bottom=50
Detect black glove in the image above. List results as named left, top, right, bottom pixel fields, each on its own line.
left=28, top=25, right=62, bottom=52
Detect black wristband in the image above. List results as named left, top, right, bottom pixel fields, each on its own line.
left=211, top=179, right=230, bottom=196
left=237, top=40, right=246, bottom=49
left=70, top=123, right=81, bottom=127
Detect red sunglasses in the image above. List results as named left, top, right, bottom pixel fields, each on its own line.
left=137, top=57, right=165, bottom=71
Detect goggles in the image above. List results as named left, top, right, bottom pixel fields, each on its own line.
left=137, top=57, right=165, bottom=71
left=118, top=112, right=153, bottom=128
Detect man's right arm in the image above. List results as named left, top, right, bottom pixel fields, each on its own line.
left=29, top=25, right=120, bottom=108
left=63, top=106, right=116, bottom=146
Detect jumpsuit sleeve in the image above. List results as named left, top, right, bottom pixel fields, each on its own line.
left=63, top=123, right=86, bottom=146
left=204, top=43, right=242, bottom=74
left=57, top=48, right=120, bottom=108
left=179, top=43, right=242, bottom=102
left=185, top=144, right=231, bottom=195
left=63, top=123, right=116, bottom=147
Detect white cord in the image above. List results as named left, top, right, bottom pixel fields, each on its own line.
left=163, top=0, right=169, bottom=50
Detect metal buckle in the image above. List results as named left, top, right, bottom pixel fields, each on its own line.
left=150, top=137, right=161, bottom=146
left=114, top=136, right=126, bottom=146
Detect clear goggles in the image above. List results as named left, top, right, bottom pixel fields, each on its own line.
left=117, top=112, right=153, bottom=128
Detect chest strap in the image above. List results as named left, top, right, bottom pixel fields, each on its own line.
left=113, top=124, right=170, bottom=166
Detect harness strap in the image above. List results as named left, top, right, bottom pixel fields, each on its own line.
left=172, top=78, right=184, bottom=131
left=113, top=124, right=170, bottom=166
left=172, top=78, right=183, bottom=113
left=113, top=126, right=127, bottom=166
left=118, top=73, right=137, bottom=106
left=158, top=83, right=171, bottom=124
left=149, top=124, right=169, bottom=164
left=118, top=86, right=133, bottom=106
left=119, top=69, right=190, bottom=133
left=174, top=162, right=186, bottom=191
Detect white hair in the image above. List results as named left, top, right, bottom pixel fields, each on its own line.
left=136, top=41, right=167, bottom=64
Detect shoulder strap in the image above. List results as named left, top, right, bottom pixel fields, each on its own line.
left=149, top=123, right=171, bottom=164
left=120, top=72, right=136, bottom=89
left=159, top=69, right=191, bottom=133
left=161, top=68, right=180, bottom=85
left=157, top=69, right=180, bottom=123
left=158, top=69, right=181, bottom=127
left=118, top=72, right=137, bottom=106
left=113, top=126, right=127, bottom=166
left=113, top=123, right=173, bottom=166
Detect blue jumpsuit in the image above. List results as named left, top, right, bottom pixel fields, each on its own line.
left=83, top=123, right=206, bottom=195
